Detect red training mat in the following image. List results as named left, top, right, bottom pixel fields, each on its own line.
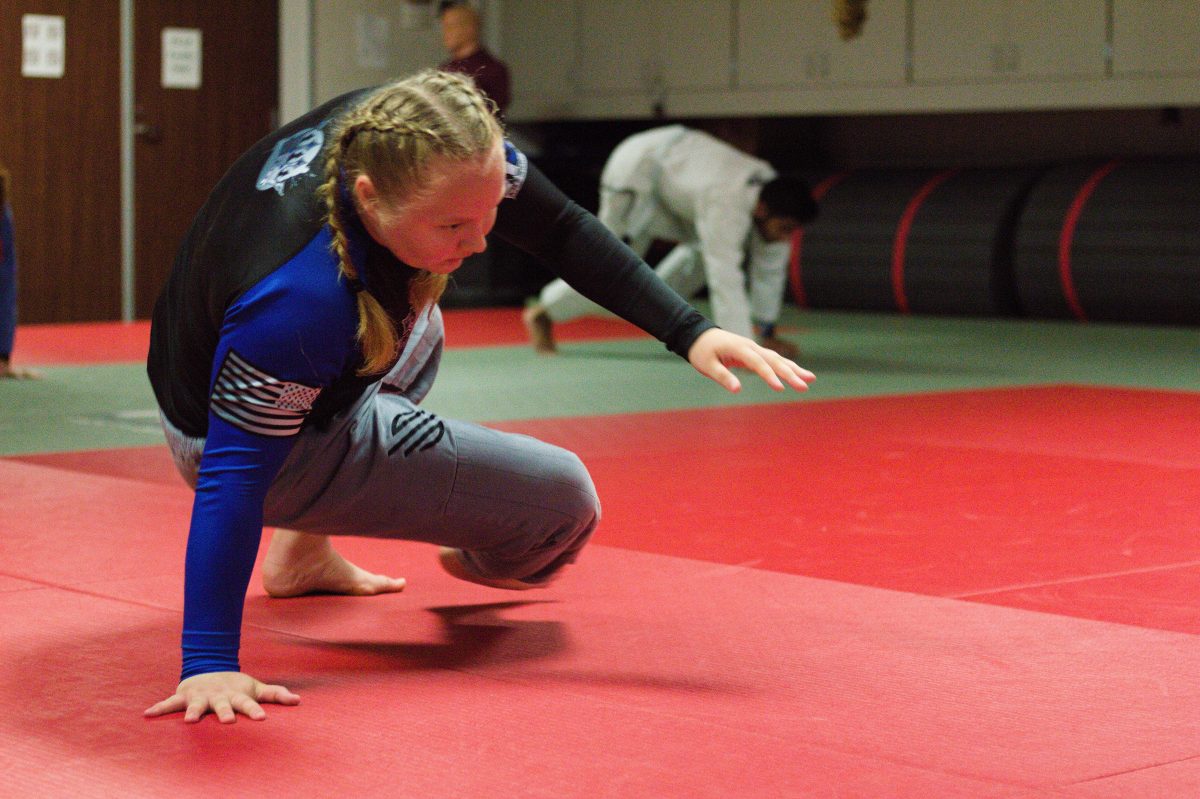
left=10, top=309, right=647, bottom=365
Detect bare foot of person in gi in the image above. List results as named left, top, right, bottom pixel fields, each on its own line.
left=521, top=303, right=557, bottom=355
left=0, top=359, right=41, bottom=379
left=261, top=528, right=406, bottom=598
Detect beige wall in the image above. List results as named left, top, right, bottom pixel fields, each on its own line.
left=312, top=0, right=454, bottom=106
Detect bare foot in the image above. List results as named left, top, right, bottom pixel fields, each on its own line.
left=521, top=304, right=557, bottom=355
left=0, top=360, right=41, bottom=379
left=262, top=528, right=406, bottom=598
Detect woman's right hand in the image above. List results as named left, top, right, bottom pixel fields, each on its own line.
left=145, top=671, right=300, bottom=723
left=686, top=328, right=815, bottom=394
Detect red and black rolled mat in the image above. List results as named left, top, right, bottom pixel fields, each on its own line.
left=790, top=166, right=1043, bottom=317
left=1013, top=158, right=1200, bottom=325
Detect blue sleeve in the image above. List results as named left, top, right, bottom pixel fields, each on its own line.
left=180, top=231, right=359, bottom=680
left=0, top=205, right=17, bottom=358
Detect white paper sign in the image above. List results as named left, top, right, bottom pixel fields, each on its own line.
left=162, top=27, right=202, bottom=89
left=22, top=14, right=66, bottom=79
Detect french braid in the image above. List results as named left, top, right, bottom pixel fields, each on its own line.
left=317, top=69, right=503, bottom=374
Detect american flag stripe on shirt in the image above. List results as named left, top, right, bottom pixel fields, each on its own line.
left=210, top=350, right=322, bottom=437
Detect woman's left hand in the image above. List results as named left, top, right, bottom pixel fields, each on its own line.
left=686, top=328, right=815, bottom=394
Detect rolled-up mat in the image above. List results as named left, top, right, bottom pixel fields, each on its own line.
left=792, top=167, right=1042, bottom=316
left=1013, top=158, right=1200, bottom=325
left=792, top=168, right=932, bottom=312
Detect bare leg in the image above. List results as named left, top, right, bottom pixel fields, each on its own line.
left=261, top=528, right=406, bottom=598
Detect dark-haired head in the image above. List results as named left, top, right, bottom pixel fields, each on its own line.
left=753, top=176, right=818, bottom=242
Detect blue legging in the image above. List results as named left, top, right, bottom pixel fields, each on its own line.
left=0, top=205, right=17, bottom=359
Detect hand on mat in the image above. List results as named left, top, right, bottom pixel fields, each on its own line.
left=687, top=328, right=814, bottom=394
left=145, top=671, right=300, bottom=723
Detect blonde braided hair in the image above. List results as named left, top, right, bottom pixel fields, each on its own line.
left=318, top=69, right=503, bottom=374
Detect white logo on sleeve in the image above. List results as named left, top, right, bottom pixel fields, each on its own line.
left=210, top=349, right=322, bottom=437
left=503, top=140, right=528, bottom=199
left=256, top=127, right=325, bottom=196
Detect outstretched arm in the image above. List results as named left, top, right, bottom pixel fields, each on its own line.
left=149, top=260, right=354, bottom=722
left=494, top=158, right=713, bottom=359
left=495, top=153, right=817, bottom=392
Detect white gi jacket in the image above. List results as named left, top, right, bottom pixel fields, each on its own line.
left=595, top=125, right=790, bottom=339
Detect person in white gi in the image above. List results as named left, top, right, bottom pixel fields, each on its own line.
left=523, top=125, right=817, bottom=356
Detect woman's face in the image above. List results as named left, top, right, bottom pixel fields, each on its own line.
left=357, top=140, right=506, bottom=274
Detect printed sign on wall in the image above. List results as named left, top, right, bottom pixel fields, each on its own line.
left=162, top=27, right=202, bottom=89
left=22, top=14, right=66, bottom=78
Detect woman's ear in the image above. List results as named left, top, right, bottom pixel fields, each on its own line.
left=353, top=174, right=378, bottom=209
left=353, top=174, right=385, bottom=238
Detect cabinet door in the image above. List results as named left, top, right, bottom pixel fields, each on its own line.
left=577, top=0, right=732, bottom=93
left=912, top=0, right=1106, bottom=83
left=576, top=1, right=660, bottom=95
left=1112, top=0, right=1200, bottom=77
left=737, top=0, right=908, bottom=87
left=501, top=0, right=578, bottom=119
left=661, top=0, right=733, bottom=91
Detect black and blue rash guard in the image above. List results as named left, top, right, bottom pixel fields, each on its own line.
left=147, top=89, right=714, bottom=680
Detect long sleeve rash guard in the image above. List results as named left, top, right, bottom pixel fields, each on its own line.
left=147, top=89, right=714, bottom=680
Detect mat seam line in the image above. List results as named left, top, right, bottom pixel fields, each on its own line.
left=1062, top=753, right=1200, bottom=787
left=949, top=558, right=1200, bottom=599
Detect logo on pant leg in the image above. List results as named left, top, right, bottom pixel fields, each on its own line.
left=388, top=408, right=445, bottom=457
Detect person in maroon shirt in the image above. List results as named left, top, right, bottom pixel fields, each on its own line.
left=438, top=2, right=510, bottom=117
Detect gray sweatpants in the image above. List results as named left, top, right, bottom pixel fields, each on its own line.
left=162, top=305, right=600, bottom=584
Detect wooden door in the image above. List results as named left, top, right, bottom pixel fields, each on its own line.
left=0, top=1, right=277, bottom=323
left=0, top=1, right=122, bottom=323
left=133, top=0, right=278, bottom=318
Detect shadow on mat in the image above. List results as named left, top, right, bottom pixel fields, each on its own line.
left=285, top=600, right=569, bottom=676
left=274, top=600, right=749, bottom=695
left=3, top=599, right=744, bottom=746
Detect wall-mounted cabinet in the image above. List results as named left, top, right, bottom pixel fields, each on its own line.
left=661, top=0, right=734, bottom=91
left=500, top=0, right=1200, bottom=122
left=911, top=0, right=1107, bottom=84
left=568, top=0, right=734, bottom=116
left=736, top=1, right=908, bottom=88
left=574, top=1, right=659, bottom=96
left=1112, top=0, right=1200, bottom=77
left=501, top=0, right=579, bottom=119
